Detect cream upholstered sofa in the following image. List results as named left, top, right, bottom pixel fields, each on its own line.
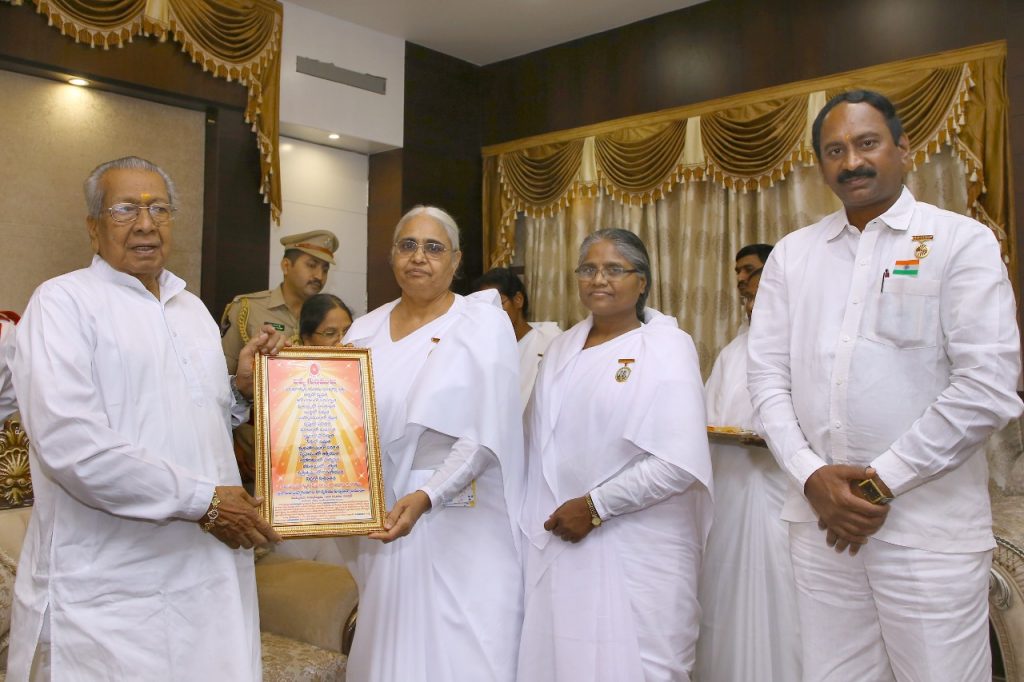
left=0, top=418, right=356, bottom=682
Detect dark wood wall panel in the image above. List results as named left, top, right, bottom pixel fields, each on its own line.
left=366, top=43, right=483, bottom=307
left=200, top=109, right=270, bottom=319
left=402, top=44, right=483, bottom=294
left=367, top=149, right=404, bottom=310
left=0, top=2, right=268, bottom=317
left=481, top=0, right=1015, bottom=145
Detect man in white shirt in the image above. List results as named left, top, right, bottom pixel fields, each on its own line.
left=748, top=90, right=1022, bottom=681
left=8, top=156, right=284, bottom=681
left=472, top=267, right=560, bottom=409
left=697, top=244, right=802, bottom=682
left=704, top=244, right=772, bottom=429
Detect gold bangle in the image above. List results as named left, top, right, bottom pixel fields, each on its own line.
left=201, top=490, right=221, bottom=532
left=584, top=493, right=602, bottom=527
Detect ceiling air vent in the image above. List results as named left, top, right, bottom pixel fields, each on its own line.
left=296, top=56, right=386, bottom=95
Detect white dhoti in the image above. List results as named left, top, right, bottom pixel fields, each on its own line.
left=789, top=521, right=992, bottom=682
left=695, top=443, right=799, bottom=682
left=697, top=327, right=800, bottom=682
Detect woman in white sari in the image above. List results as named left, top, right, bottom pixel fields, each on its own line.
left=341, top=206, right=524, bottom=682
left=518, top=229, right=713, bottom=682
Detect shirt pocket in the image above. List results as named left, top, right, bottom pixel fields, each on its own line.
left=864, top=277, right=941, bottom=349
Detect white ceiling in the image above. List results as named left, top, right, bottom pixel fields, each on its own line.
left=287, top=0, right=709, bottom=66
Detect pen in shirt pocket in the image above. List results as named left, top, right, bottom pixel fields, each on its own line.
left=880, top=268, right=889, bottom=293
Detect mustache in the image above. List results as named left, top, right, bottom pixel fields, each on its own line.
left=307, top=279, right=323, bottom=288
left=838, top=167, right=876, bottom=183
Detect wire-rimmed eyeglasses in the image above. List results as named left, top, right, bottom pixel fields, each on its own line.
left=394, top=238, right=451, bottom=259
left=574, top=264, right=640, bottom=281
left=107, top=202, right=177, bottom=225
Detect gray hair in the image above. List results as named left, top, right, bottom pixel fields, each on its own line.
left=84, top=156, right=177, bottom=219
left=578, top=228, right=652, bottom=320
left=393, top=205, right=460, bottom=251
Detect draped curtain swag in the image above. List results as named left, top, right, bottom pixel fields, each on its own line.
left=483, top=43, right=1011, bottom=271
left=12, top=0, right=283, bottom=221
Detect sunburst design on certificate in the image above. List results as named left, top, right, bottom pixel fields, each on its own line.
left=254, top=347, right=386, bottom=537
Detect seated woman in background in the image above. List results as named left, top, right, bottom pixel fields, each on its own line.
left=517, top=228, right=713, bottom=682
left=274, top=292, right=357, bottom=565
left=299, top=293, right=354, bottom=345
left=340, top=205, right=524, bottom=682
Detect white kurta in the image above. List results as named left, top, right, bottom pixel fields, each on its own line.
left=695, top=328, right=800, bottom=682
left=517, top=321, right=561, bottom=409
left=519, top=310, right=713, bottom=682
left=341, top=291, right=524, bottom=682
left=8, top=256, right=260, bottom=681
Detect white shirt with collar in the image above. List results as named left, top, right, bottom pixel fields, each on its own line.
left=748, top=187, right=1022, bottom=553
left=7, top=255, right=259, bottom=680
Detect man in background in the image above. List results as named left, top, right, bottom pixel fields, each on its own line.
left=472, top=267, right=560, bottom=409
left=697, top=243, right=801, bottom=681
left=221, top=229, right=338, bottom=481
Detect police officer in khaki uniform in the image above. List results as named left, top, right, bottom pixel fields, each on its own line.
left=221, top=230, right=340, bottom=372
left=221, top=229, right=339, bottom=481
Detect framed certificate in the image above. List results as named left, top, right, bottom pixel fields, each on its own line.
left=253, top=347, right=386, bottom=537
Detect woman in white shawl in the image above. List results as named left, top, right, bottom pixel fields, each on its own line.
left=341, top=206, right=524, bottom=682
left=518, top=228, right=713, bottom=682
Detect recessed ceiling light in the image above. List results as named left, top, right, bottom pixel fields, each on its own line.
left=328, top=133, right=340, bottom=140
left=68, top=78, right=89, bottom=87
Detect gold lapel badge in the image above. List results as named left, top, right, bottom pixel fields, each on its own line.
left=615, top=358, right=635, bottom=383
left=912, top=234, right=933, bottom=259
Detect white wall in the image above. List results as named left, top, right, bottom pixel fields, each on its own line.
left=279, top=0, right=405, bottom=149
left=272, top=138, right=368, bottom=316
left=273, top=2, right=405, bottom=318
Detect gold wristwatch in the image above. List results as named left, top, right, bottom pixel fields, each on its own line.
left=584, top=493, right=602, bottom=527
left=858, top=477, right=894, bottom=505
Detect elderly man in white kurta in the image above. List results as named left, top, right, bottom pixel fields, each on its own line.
left=748, top=91, right=1022, bottom=681
left=696, top=248, right=801, bottom=682
left=8, top=157, right=283, bottom=681
left=519, top=229, right=712, bottom=682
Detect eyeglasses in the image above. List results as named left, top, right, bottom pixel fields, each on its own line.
left=107, top=202, right=177, bottom=225
left=394, top=238, right=450, bottom=259
left=574, top=264, right=640, bottom=281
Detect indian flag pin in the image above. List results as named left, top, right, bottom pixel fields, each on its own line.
left=893, top=259, right=920, bottom=277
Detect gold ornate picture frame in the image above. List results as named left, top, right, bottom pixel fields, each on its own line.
left=254, top=347, right=386, bottom=537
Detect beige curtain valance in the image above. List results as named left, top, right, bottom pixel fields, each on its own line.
left=13, top=0, right=283, bottom=221
left=702, top=95, right=812, bottom=191
left=483, top=43, right=1010, bottom=271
